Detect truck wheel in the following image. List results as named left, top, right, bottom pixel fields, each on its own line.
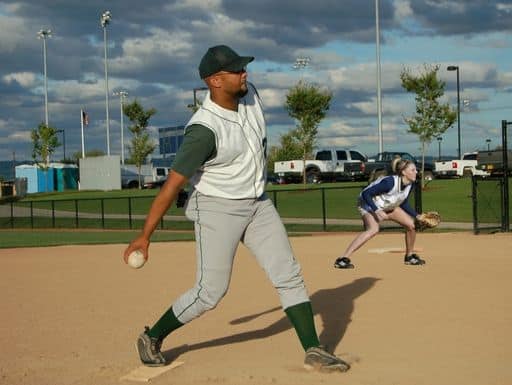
left=127, top=181, right=139, bottom=189
left=462, top=168, right=472, bottom=178
left=306, top=170, right=320, bottom=184
left=422, top=171, right=434, bottom=181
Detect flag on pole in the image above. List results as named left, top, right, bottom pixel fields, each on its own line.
left=80, top=109, right=87, bottom=159
left=82, top=110, right=89, bottom=126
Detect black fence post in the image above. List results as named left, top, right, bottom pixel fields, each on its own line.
left=74, top=199, right=79, bottom=228
left=128, top=197, right=132, bottom=229
left=30, top=201, right=34, bottom=229
left=414, top=177, right=422, bottom=215
left=501, top=120, right=509, bottom=231
left=51, top=200, right=55, bottom=228
left=272, top=190, right=278, bottom=209
left=101, top=199, right=105, bottom=229
left=472, top=176, right=479, bottom=234
left=10, top=201, right=14, bottom=229
left=321, top=188, right=327, bottom=231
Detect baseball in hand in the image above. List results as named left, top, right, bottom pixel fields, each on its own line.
left=127, top=250, right=146, bottom=269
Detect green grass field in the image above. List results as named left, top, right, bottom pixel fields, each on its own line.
left=0, top=229, right=195, bottom=248
left=7, top=177, right=477, bottom=220
left=1, top=177, right=502, bottom=248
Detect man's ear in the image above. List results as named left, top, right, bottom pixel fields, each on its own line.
left=206, top=75, right=222, bottom=89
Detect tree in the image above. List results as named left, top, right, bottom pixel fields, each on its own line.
left=71, top=149, right=106, bottom=164
left=285, top=81, right=332, bottom=185
left=267, top=131, right=303, bottom=175
left=124, top=100, right=157, bottom=188
left=31, top=122, right=60, bottom=169
left=400, top=64, right=456, bottom=189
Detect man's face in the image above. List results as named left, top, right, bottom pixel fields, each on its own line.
left=216, top=68, right=248, bottom=98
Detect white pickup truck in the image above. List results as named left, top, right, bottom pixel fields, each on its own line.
left=434, top=152, right=489, bottom=178
left=274, top=148, right=367, bottom=183
left=121, top=164, right=170, bottom=189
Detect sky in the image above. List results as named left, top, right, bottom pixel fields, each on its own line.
left=1, top=0, right=511, bottom=163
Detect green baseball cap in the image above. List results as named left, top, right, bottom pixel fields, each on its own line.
left=198, top=45, right=254, bottom=79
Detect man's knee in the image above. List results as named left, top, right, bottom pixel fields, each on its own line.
left=197, top=285, right=228, bottom=311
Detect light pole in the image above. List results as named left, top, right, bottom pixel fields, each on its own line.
left=37, top=29, right=52, bottom=126
left=187, top=87, right=208, bottom=112
left=447, top=65, right=461, bottom=159
left=56, top=129, right=66, bottom=160
left=293, top=56, right=310, bottom=70
left=293, top=56, right=311, bottom=82
left=486, top=138, right=491, bottom=151
left=114, top=90, right=128, bottom=164
left=375, top=0, right=383, bottom=153
left=437, top=136, right=442, bottom=160
left=101, top=10, right=112, bottom=156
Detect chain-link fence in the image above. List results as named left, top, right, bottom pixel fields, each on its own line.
left=472, top=177, right=506, bottom=233
left=472, top=119, right=511, bottom=234
left=0, top=182, right=429, bottom=232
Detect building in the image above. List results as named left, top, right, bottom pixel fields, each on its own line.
left=159, top=125, right=185, bottom=158
left=152, top=125, right=185, bottom=168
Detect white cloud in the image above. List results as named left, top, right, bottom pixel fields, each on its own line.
left=3, top=72, right=37, bottom=87
left=189, top=12, right=257, bottom=44
left=9, top=131, right=32, bottom=142
left=0, top=14, right=27, bottom=53
left=259, top=87, right=287, bottom=109
left=326, top=62, right=405, bottom=93
left=165, top=0, right=222, bottom=12
left=112, top=28, right=194, bottom=73
left=497, top=3, right=512, bottom=13
left=425, top=1, right=466, bottom=13
left=497, top=71, right=512, bottom=88
left=347, top=96, right=408, bottom=117
left=0, top=127, right=32, bottom=144
left=393, top=0, right=413, bottom=20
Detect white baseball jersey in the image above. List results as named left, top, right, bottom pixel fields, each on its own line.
left=185, top=83, right=267, bottom=199
left=364, top=175, right=412, bottom=211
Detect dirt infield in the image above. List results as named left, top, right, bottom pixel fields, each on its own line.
left=1, top=232, right=511, bottom=385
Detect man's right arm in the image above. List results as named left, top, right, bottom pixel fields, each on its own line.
left=123, top=124, right=216, bottom=263
left=123, top=170, right=188, bottom=262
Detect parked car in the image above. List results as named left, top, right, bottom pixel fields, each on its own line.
left=344, top=151, right=435, bottom=182
left=121, top=165, right=169, bottom=189
left=434, top=152, right=489, bottom=178
left=143, top=178, right=167, bottom=189
left=476, top=149, right=512, bottom=176
left=274, top=148, right=367, bottom=184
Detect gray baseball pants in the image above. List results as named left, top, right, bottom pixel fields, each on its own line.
left=172, top=190, right=310, bottom=324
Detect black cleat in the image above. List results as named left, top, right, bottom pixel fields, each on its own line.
left=136, top=327, right=166, bottom=367
left=304, top=345, right=350, bottom=373
left=404, top=253, right=426, bottom=266
left=334, top=257, right=354, bottom=269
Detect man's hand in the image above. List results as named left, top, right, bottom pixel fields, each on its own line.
left=123, top=236, right=150, bottom=264
left=122, top=170, right=188, bottom=266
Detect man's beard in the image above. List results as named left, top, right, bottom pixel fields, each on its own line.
left=236, top=84, right=248, bottom=98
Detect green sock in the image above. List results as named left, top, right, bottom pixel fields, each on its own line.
left=147, top=306, right=184, bottom=340
left=285, top=301, right=320, bottom=351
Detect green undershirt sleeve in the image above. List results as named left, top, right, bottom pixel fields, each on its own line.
left=171, top=124, right=217, bottom=179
